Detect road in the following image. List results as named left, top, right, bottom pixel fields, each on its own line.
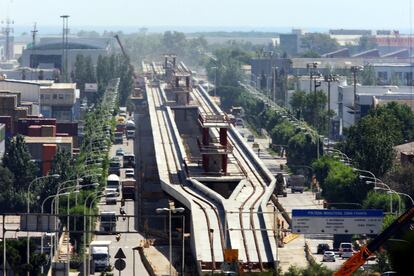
left=93, top=120, right=149, bottom=276
left=235, top=124, right=346, bottom=271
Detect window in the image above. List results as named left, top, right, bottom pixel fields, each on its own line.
left=58, top=94, right=64, bottom=100
left=44, top=94, right=50, bottom=100
left=53, top=94, right=57, bottom=100
left=40, top=94, right=44, bottom=100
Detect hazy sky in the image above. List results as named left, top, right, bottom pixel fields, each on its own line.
left=1, top=0, right=413, bottom=32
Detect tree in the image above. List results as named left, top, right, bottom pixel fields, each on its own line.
left=290, top=90, right=329, bottom=134
left=0, top=166, right=20, bottom=212
left=290, top=90, right=306, bottom=119
left=370, top=101, right=414, bottom=142
left=301, top=33, right=339, bottom=55
left=360, top=64, right=376, bottom=85
left=384, top=164, right=414, bottom=203
left=2, top=135, right=38, bottom=192
left=340, top=113, right=399, bottom=176
left=36, top=149, right=76, bottom=212
left=312, top=156, right=370, bottom=204
left=363, top=190, right=403, bottom=213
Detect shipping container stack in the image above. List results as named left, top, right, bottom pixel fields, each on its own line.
left=42, top=144, right=57, bottom=175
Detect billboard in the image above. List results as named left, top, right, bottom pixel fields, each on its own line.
left=292, top=209, right=383, bottom=235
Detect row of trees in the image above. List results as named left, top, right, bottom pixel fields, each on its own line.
left=73, top=53, right=133, bottom=106
left=289, top=90, right=331, bottom=134
left=340, top=102, right=414, bottom=177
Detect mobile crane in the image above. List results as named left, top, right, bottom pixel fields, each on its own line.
left=334, top=206, right=414, bottom=275
left=114, top=34, right=138, bottom=80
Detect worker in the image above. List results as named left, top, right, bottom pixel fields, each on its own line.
left=116, top=233, right=121, bottom=242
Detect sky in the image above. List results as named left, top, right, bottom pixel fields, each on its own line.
left=1, top=0, right=413, bottom=33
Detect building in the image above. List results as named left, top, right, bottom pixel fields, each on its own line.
left=0, top=124, right=5, bottom=162
left=20, top=37, right=112, bottom=74
left=280, top=33, right=301, bottom=55
left=0, top=67, right=57, bottom=81
left=0, top=79, right=41, bottom=115
left=338, top=85, right=414, bottom=129
left=24, top=136, right=73, bottom=175
left=40, top=82, right=79, bottom=121
left=394, top=141, right=414, bottom=165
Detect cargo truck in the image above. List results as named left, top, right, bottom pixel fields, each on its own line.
left=275, top=173, right=287, bottom=197
left=90, top=240, right=111, bottom=272
left=290, top=174, right=305, bottom=193
left=122, top=178, right=136, bottom=200
left=123, top=153, right=135, bottom=168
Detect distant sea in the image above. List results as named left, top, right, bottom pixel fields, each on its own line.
left=12, top=25, right=332, bottom=36
left=11, top=25, right=412, bottom=37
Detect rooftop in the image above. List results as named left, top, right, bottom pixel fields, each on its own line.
left=24, top=136, right=73, bottom=144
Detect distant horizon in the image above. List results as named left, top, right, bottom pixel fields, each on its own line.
left=9, top=25, right=414, bottom=37
left=1, top=0, right=412, bottom=35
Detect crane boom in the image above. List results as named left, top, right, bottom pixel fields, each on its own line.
left=334, top=206, right=414, bottom=276
left=114, top=34, right=137, bottom=79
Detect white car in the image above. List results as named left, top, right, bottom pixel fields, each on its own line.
left=322, top=251, right=336, bottom=262
left=342, top=248, right=353, bottom=259
left=247, top=135, right=255, bottom=142
left=125, top=168, right=135, bottom=178
left=105, top=188, right=119, bottom=205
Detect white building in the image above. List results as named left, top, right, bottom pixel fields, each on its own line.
left=0, top=79, right=41, bottom=115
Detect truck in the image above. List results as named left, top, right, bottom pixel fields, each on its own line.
left=90, top=240, right=111, bottom=272
left=122, top=178, right=136, bottom=200
left=290, top=174, right=305, bottom=193
left=99, top=211, right=117, bottom=233
left=114, top=131, right=123, bottom=144
left=126, top=120, right=136, bottom=139
left=275, top=173, right=287, bottom=197
left=109, top=157, right=121, bottom=176
left=123, top=153, right=135, bottom=168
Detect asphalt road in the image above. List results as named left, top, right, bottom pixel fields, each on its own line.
left=93, top=120, right=149, bottom=276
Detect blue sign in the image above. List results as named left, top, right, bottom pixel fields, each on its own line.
left=292, top=209, right=383, bottom=218
left=292, top=209, right=384, bottom=234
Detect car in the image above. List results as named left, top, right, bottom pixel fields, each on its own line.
left=341, top=248, right=353, bottom=259
left=235, top=118, right=244, bottom=127
left=105, top=188, right=119, bottom=205
left=116, top=148, right=125, bottom=156
left=247, top=135, right=255, bottom=142
left=125, top=168, right=135, bottom=178
left=317, top=243, right=330, bottom=254
left=322, top=251, right=336, bottom=262
left=339, top=242, right=353, bottom=256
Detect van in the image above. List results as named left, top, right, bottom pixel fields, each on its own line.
left=107, top=174, right=120, bottom=191
left=339, top=242, right=353, bottom=256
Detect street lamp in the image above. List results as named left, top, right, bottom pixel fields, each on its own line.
left=26, top=174, right=60, bottom=275
left=324, top=74, right=339, bottom=140
left=350, top=65, right=364, bottom=121
left=353, top=168, right=377, bottom=186
left=40, top=190, right=77, bottom=273
left=374, top=186, right=401, bottom=215
left=156, top=207, right=185, bottom=276
left=83, top=190, right=115, bottom=274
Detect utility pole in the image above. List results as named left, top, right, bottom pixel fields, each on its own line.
left=350, top=65, right=363, bottom=123
left=324, top=74, right=338, bottom=140
left=2, top=18, right=14, bottom=61
left=60, top=15, right=70, bottom=82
